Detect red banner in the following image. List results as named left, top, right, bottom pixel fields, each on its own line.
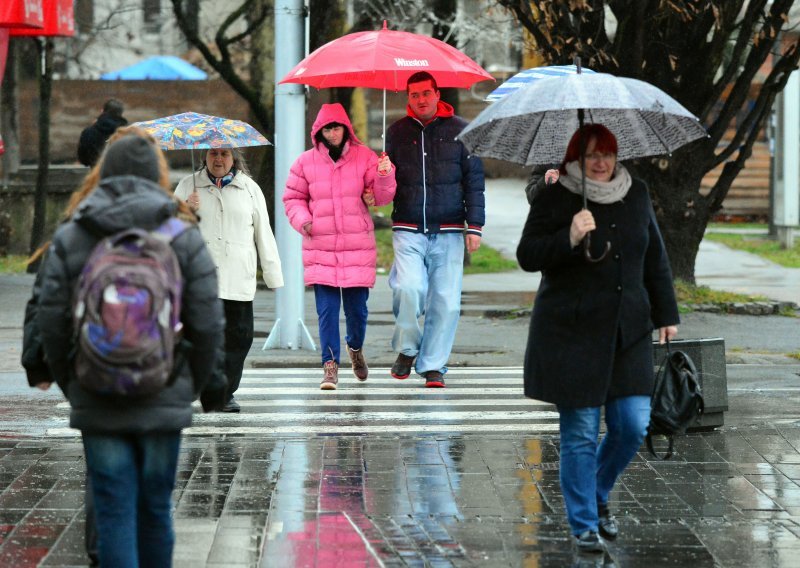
left=0, top=0, right=44, bottom=29
left=0, top=29, right=8, bottom=82
left=11, top=0, right=73, bottom=37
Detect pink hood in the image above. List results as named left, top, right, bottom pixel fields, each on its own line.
left=311, top=103, right=364, bottom=147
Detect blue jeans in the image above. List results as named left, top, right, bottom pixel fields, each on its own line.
left=314, top=285, right=369, bottom=365
left=558, top=395, right=650, bottom=535
left=82, top=432, right=181, bottom=568
left=389, top=232, right=463, bottom=375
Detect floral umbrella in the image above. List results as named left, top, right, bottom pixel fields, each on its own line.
left=133, top=112, right=270, bottom=192
left=132, top=112, right=270, bottom=150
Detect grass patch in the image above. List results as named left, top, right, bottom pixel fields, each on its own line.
left=0, top=255, right=30, bottom=274
left=789, top=351, right=800, bottom=361
left=674, top=279, right=766, bottom=305
left=704, top=233, right=800, bottom=268
left=374, top=227, right=518, bottom=274
left=707, top=222, right=767, bottom=231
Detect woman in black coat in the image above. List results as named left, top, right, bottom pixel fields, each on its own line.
left=516, top=124, right=679, bottom=553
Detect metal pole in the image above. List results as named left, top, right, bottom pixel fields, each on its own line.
left=775, top=70, right=799, bottom=249
left=264, top=0, right=316, bottom=350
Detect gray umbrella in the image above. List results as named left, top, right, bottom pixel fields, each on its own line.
left=457, top=72, right=707, bottom=166
left=458, top=69, right=707, bottom=261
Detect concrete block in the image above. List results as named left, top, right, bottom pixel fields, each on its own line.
left=653, top=338, right=728, bottom=431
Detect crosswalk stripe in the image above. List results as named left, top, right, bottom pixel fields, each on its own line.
left=243, top=367, right=524, bottom=376
left=46, top=423, right=561, bottom=437
left=239, top=377, right=523, bottom=385
left=45, top=366, right=559, bottom=437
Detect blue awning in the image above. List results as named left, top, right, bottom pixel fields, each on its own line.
left=100, top=55, right=207, bottom=80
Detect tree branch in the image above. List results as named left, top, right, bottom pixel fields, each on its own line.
left=707, top=0, right=789, bottom=143
left=698, top=0, right=752, bottom=121
left=711, top=39, right=800, bottom=171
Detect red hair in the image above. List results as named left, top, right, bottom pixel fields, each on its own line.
left=560, top=124, right=618, bottom=173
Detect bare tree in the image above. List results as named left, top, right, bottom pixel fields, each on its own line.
left=496, top=0, right=800, bottom=282
left=170, top=0, right=274, bottom=203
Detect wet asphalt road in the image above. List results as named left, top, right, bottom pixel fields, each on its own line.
left=2, top=175, right=800, bottom=565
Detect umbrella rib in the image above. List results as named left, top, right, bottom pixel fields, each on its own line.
left=525, top=110, right=549, bottom=166
left=639, top=111, right=672, bottom=156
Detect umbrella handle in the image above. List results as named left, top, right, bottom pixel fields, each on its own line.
left=583, top=232, right=611, bottom=263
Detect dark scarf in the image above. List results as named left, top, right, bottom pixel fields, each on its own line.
left=207, top=167, right=237, bottom=188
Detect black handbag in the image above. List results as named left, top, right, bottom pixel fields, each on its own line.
left=646, top=340, right=704, bottom=459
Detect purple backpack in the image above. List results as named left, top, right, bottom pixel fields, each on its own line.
left=72, top=217, right=188, bottom=396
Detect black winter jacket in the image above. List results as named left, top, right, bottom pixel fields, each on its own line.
left=35, top=176, right=225, bottom=433
left=386, top=112, right=485, bottom=236
left=517, top=178, right=679, bottom=408
left=77, top=113, right=128, bottom=167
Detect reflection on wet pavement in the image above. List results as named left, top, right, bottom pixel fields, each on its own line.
left=2, top=427, right=800, bottom=566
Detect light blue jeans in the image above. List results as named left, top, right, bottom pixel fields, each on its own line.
left=82, top=432, right=181, bottom=568
left=557, top=395, right=651, bottom=535
left=389, top=232, right=463, bottom=375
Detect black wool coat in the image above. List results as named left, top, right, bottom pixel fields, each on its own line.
left=516, top=177, right=680, bottom=408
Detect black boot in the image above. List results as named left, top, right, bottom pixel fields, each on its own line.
left=597, top=503, right=618, bottom=540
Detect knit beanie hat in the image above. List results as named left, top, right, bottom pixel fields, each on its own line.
left=99, top=136, right=161, bottom=182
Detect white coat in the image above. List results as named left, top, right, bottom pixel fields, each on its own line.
left=175, top=170, right=283, bottom=301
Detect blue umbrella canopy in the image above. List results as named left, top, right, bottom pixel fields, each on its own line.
left=132, top=112, right=270, bottom=150
left=100, top=56, right=207, bottom=80
left=485, top=64, right=596, bottom=102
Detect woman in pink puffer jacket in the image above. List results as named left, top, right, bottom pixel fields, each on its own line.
left=284, top=103, right=396, bottom=390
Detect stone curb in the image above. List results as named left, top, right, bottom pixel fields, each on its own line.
left=484, top=301, right=799, bottom=319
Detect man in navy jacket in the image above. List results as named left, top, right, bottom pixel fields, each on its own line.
left=385, top=71, right=485, bottom=388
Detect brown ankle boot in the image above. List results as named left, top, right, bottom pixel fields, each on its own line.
left=320, top=360, right=338, bottom=390
left=347, top=346, right=369, bottom=381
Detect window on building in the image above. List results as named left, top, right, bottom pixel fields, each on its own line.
left=143, top=0, right=161, bottom=32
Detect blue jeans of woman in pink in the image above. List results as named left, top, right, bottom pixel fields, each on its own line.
left=314, top=285, right=369, bottom=364
left=557, top=395, right=651, bottom=535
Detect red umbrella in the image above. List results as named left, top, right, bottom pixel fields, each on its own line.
left=280, top=21, right=493, bottom=150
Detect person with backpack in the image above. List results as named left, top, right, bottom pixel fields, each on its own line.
left=31, top=127, right=226, bottom=567
left=283, top=103, right=395, bottom=389
left=175, top=147, right=283, bottom=412
left=516, top=124, right=679, bottom=553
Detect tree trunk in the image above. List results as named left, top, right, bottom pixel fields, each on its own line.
left=28, top=38, right=53, bottom=269
left=628, top=149, right=711, bottom=284
left=248, top=0, right=275, bottom=225
left=1, top=40, right=20, bottom=182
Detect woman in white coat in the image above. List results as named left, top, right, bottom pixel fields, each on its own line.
left=175, top=148, right=283, bottom=412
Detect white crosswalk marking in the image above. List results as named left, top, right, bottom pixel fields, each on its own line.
left=46, top=367, right=560, bottom=436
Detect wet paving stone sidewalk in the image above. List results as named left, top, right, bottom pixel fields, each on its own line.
left=2, top=426, right=800, bottom=567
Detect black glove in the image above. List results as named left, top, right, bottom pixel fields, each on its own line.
left=200, top=385, right=227, bottom=412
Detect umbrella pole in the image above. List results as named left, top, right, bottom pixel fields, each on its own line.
left=191, top=148, right=197, bottom=192
left=381, top=89, right=386, bottom=154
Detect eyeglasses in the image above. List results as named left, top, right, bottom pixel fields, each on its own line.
left=584, top=152, right=615, bottom=162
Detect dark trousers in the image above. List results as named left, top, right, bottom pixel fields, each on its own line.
left=219, top=299, right=254, bottom=400
left=314, top=285, right=369, bottom=365
left=85, top=474, right=98, bottom=565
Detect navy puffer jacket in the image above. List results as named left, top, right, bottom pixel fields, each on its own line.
left=37, top=176, right=225, bottom=433
left=386, top=102, right=485, bottom=236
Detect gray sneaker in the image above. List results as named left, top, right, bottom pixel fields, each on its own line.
left=575, top=530, right=605, bottom=553
left=320, top=360, right=338, bottom=390
left=347, top=346, right=368, bottom=381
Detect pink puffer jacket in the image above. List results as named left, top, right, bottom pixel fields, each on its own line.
left=283, top=103, right=396, bottom=288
